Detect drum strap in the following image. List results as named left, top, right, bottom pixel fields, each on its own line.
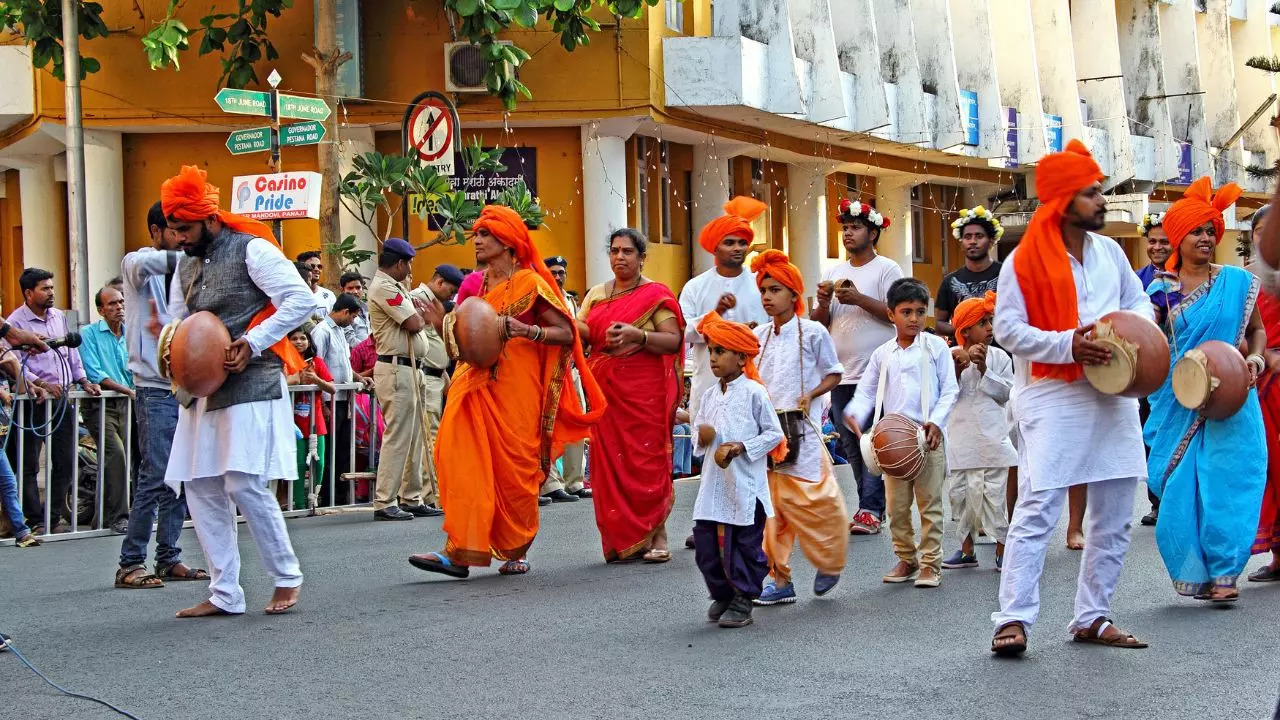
left=870, top=337, right=932, bottom=429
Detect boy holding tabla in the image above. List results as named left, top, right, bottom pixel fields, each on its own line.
left=844, top=279, right=958, bottom=588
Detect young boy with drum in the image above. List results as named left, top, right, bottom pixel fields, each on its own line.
left=941, top=291, right=1015, bottom=572
left=844, top=279, right=959, bottom=588
left=691, top=311, right=786, bottom=628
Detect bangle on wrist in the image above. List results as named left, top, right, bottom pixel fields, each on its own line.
left=642, top=330, right=649, bottom=347
left=1247, top=353, right=1265, bottom=371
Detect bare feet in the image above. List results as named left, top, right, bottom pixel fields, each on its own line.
left=265, top=586, right=301, bottom=614
left=176, top=599, right=241, bottom=618
left=1066, top=530, right=1085, bottom=551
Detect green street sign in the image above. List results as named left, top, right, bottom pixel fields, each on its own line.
left=215, top=88, right=270, bottom=116
left=281, top=121, right=327, bottom=147
left=277, top=93, right=331, bottom=121
left=226, top=127, right=271, bottom=155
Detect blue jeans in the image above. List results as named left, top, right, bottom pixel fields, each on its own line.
left=829, top=383, right=885, bottom=517
left=119, top=387, right=187, bottom=568
left=0, top=446, right=30, bottom=538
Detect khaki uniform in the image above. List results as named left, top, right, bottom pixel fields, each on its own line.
left=367, top=270, right=447, bottom=510
left=541, top=293, right=586, bottom=495
left=409, top=285, right=449, bottom=506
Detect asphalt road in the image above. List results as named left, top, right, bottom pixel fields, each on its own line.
left=4, top=478, right=1279, bottom=720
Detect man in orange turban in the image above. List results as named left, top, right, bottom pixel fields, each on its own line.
left=690, top=311, right=785, bottom=628
left=990, top=140, right=1152, bottom=656
left=158, top=165, right=319, bottom=619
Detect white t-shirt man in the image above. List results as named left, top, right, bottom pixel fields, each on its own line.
left=821, top=255, right=903, bottom=385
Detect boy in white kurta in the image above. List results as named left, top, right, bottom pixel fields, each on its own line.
left=941, top=292, right=1015, bottom=572
left=692, top=312, right=784, bottom=629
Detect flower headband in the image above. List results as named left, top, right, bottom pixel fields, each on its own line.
left=1137, top=212, right=1164, bottom=235
left=950, top=205, right=1004, bottom=241
left=837, top=199, right=890, bottom=229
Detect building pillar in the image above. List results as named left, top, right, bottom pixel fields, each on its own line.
left=17, top=157, right=68, bottom=302
left=338, top=126, right=379, bottom=279
left=786, top=164, right=828, bottom=309
left=580, top=128, right=629, bottom=290
left=874, top=178, right=915, bottom=277
left=691, top=143, right=732, bottom=276
left=83, top=129, right=124, bottom=304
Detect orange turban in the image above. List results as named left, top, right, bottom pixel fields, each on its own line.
left=952, top=291, right=996, bottom=347
left=750, top=249, right=806, bottom=317
left=159, top=165, right=304, bottom=375
left=1012, top=139, right=1105, bottom=382
left=696, top=311, right=787, bottom=463
left=1161, top=176, right=1242, bottom=271
left=698, top=196, right=769, bottom=254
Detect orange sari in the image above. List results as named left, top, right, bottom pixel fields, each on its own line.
left=435, top=269, right=603, bottom=565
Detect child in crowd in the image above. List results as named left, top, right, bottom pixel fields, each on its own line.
left=749, top=251, right=849, bottom=605
left=284, top=326, right=336, bottom=511
left=673, top=375, right=693, bottom=478
left=845, top=278, right=958, bottom=589
left=692, top=312, right=785, bottom=628
left=0, top=353, right=39, bottom=547
left=941, top=291, right=1015, bottom=572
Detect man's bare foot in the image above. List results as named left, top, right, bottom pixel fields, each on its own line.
left=265, top=586, right=300, bottom=614
left=176, top=599, right=241, bottom=618
left=1066, top=530, right=1085, bottom=550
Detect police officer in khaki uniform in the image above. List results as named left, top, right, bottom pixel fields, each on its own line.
left=407, top=264, right=458, bottom=513
left=366, top=238, right=445, bottom=521
left=539, top=256, right=590, bottom=503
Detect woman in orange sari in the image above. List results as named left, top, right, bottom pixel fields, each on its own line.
left=578, top=229, right=686, bottom=562
left=409, top=206, right=604, bottom=578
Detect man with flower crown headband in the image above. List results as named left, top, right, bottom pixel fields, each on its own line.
left=814, top=198, right=903, bottom=536
left=1134, top=211, right=1171, bottom=527
left=159, top=165, right=315, bottom=618
left=935, top=206, right=1004, bottom=340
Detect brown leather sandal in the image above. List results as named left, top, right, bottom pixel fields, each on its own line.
left=991, top=622, right=1027, bottom=657
left=115, top=565, right=164, bottom=589
left=1072, top=617, right=1148, bottom=649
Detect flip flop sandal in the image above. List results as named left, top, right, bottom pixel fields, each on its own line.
left=115, top=565, right=164, bottom=589
left=1072, top=618, right=1148, bottom=649
left=408, top=552, right=470, bottom=578
left=156, top=563, right=209, bottom=582
left=498, top=559, right=530, bottom=575
left=642, top=549, right=672, bottom=564
left=991, top=622, right=1027, bottom=657
left=1247, top=565, right=1280, bottom=582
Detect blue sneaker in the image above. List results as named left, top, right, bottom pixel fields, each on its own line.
left=941, top=550, right=979, bottom=569
left=813, top=573, right=840, bottom=596
left=753, top=581, right=797, bottom=605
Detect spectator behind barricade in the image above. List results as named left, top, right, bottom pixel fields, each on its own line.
left=283, top=326, right=335, bottom=510
left=79, top=286, right=134, bottom=534
left=107, top=276, right=124, bottom=295
left=0, top=313, right=44, bottom=547
left=5, top=268, right=101, bottom=534
left=350, top=334, right=376, bottom=380
left=310, top=293, right=369, bottom=505
left=339, top=271, right=370, bottom=347
left=297, top=251, right=335, bottom=321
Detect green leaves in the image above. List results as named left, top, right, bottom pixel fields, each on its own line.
left=324, top=235, right=377, bottom=272
left=4, top=0, right=109, bottom=80
left=138, top=0, right=290, bottom=88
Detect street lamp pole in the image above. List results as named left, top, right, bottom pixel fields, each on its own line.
left=60, top=0, right=90, bottom=318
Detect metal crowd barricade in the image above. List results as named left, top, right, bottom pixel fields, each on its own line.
left=0, top=383, right=383, bottom=546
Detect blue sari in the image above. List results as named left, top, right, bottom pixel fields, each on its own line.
left=1144, top=265, right=1266, bottom=595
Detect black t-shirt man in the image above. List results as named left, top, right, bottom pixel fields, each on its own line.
left=935, top=261, right=1002, bottom=319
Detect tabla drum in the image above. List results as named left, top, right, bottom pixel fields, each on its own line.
left=1082, top=311, right=1170, bottom=398
left=866, top=413, right=927, bottom=481
left=158, top=311, right=231, bottom=398
left=444, top=297, right=502, bottom=369
left=1172, top=340, right=1251, bottom=420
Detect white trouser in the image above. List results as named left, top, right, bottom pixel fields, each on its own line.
left=185, top=471, right=304, bottom=614
left=948, top=467, right=1010, bottom=545
left=991, top=474, right=1138, bottom=636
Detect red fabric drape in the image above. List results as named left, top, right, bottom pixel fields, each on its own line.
left=1253, top=291, right=1280, bottom=555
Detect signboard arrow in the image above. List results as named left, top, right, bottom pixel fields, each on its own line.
left=226, top=127, right=272, bottom=155
left=277, top=93, right=331, bottom=121
left=281, top=121, right=327, bottom=147
left=215, top=88, right=271, bottom=116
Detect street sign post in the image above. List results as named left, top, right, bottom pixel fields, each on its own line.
left=277, top=93, right=332, bottom=121
left=226, top=127, right=272, bottom=155
left=215, top=88, right=271, bottom=116
left=400, top=91, right=462, bottom=244
left=281, top=121, right=327, bottom=147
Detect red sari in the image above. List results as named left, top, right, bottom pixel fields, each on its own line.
left=1253, top=290, right=1280, bottom=556
left=586, top=282, right=685, bottom=560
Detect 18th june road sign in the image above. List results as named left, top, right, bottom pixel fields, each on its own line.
left=226, top=127, right=271, bottom=155
left=280, top=121, right=327, bottom=147
left=277, top=93, right=331, bottom=121
left=215, top=88, right=271, bottom=116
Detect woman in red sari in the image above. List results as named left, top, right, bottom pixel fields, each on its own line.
left=578, top=229, right=686, bottom=562
left=1250, top=204, right=1280, bottom=582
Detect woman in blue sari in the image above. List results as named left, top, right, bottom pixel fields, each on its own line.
left=1144, top=177, right=1268, bottom=603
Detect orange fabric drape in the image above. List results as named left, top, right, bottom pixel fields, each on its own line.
left=1161, top=176, right=1244, bottom=271
left=698, top=196, right=768, bottom=253
left=435, top=270, right=601, bottom=566
left=952, top=291, right=997, bottom=348
left=160, top=165, right=304, bottom=375
left=696, top=311, right=788, bottom=463
left=1011, top=139, right=1104, bottom=382
left=751, top=249, right=806, bottom=317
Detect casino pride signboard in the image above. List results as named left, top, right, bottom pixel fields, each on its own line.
left=230, top=171, right=324, bottom=220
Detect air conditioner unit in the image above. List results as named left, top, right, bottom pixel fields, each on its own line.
left=444, top=41, right=512, bottom=93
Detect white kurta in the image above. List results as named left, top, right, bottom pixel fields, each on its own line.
left=754, top=316, right=844, bottom=482
left=165, top=238, right=317, bottom=491
left=692, top=376, right=784, bottom=525
left=679, top=268, right=768, bottom=420
left=993, top=233, right=1151, bottom=492
left=945, top=345, right=1017, bottom=471
left=845, top=332, right=960, bottom=432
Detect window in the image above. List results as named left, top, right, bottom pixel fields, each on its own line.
left=636, top=137, right=651, bottom=241
left=911, top=186, right=928, bottom=263
left=659, top=141, right=672, bottom=243
left=666, top=0, right=684, bottom=32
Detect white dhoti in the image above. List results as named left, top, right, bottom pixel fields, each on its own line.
left=947, top=467, right=1010, bottom=545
